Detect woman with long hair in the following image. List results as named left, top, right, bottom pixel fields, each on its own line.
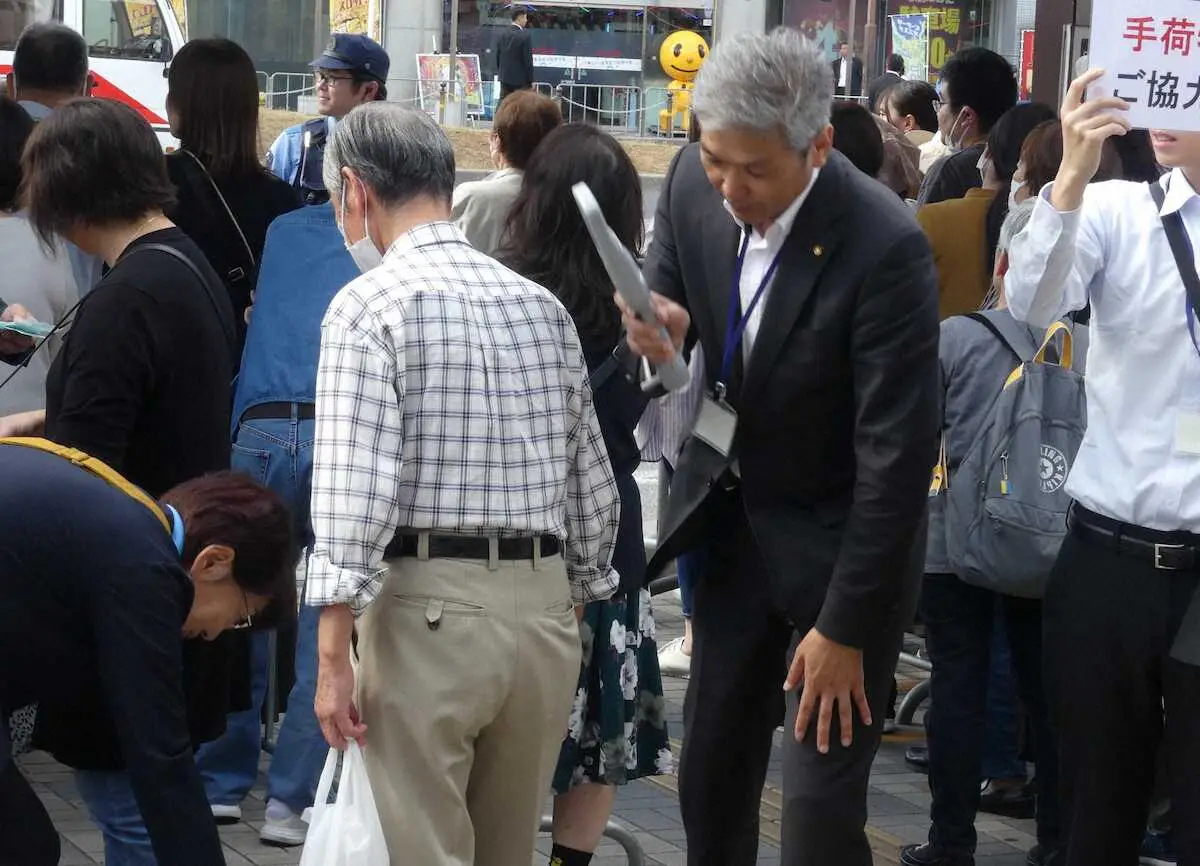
left=498, top=123, right=671, bottom=866
left=165, top=38, right=301, bottom=342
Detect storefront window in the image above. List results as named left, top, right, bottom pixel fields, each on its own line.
left=0, top=0, right=62, bottom=50
left=83, top=0, right=171, bottom=60
left=186, top=0, right=325, bottom=70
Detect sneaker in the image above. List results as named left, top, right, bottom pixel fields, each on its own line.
left=210, top=804, right=241, bottom=825
left=1140, top=830, right=1177, bottom=866
left=657, top=636, right=691, bottom=677
left=979, top=778, right=1035, bottom=819
left=259, top=799, right=312, bottom=847
left=899, top=843, right=974, bottom=866
left=1027, top=844, right=1064, bottom=866
left=905, top=743, right=930, bottom=773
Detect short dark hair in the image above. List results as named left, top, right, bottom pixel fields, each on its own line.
left=498, top=123, right=642, bottom=346
left=22, top=99, right=176, bottom=247
left=168, top=39, right=264, bottom=182
left=12, top=23, right=88, bottom=95
left=939, top=47, right=1017, bottom=134
left=887, top=53, right=905, bottom=73
left=163, top=471, right=298, bottom=628
left=493, top=89, right=562, bottom=170
left=511, top=6, right=528, bottom=20
left=1018, top=119, right=1122, bottom=199
left=0, top=97, right=35, bottom=211
left=1111, top=129, right=1163, bottom=183
left=886, top=80, right=939, bottom=133
left=830, top=101, right=885, bottom=178
left=984, top=102, right=1057, bottom=264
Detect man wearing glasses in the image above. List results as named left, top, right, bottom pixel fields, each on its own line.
left=266, top=34, right=390, bottom=206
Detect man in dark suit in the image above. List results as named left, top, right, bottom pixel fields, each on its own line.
left=621, top=28, right=939, bottom=866
left=867, top=53, right=905, bottom=111
left=833, top=40, right=864, bottom=97
left=495, top=6, right=535, bottom=101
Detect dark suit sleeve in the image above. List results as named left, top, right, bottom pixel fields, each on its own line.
left=814, top=229, right=939, bottom=649
left=523, top=31, right=534, bottom=85
left=93, top=561, right=226, bottom=865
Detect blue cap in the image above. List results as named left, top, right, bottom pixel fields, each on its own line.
left=311, top=33, right=390, bottom=82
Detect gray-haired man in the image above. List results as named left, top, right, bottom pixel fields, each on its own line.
left=621, top=28, right=939, bottom=865
left=306, top=102, right=620, bottom=864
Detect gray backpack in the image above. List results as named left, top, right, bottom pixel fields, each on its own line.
left=940, top=315, right=1087, bottom=598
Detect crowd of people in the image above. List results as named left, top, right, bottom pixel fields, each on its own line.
left=0, top=13, right=1196, bottom=866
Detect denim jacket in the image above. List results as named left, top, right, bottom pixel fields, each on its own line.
left=232, top=203, right=360, bottom=429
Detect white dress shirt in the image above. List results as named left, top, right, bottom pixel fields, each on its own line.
left=722, top=169, right=820, bottom=362
left=838, top=59, right=849, bottom=88
left=1005, top=169, right=1200, bottom=531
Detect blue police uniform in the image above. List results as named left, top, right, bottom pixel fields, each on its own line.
left=264, top=33, right=390, bottom=207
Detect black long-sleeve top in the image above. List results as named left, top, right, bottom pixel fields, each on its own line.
left=0, top=445, right=225, bottom=865
left=36, top=227, right=241, bottom=768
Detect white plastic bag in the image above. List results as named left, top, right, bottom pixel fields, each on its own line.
left=299, top=741, right=389, bottom=866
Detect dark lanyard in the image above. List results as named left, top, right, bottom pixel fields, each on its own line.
left=1164, top=175, right=1200, bottom=359
left=718, top=228, right=784, bottom=396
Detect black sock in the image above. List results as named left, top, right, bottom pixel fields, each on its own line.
left=550, top=843, right=594, bottom=866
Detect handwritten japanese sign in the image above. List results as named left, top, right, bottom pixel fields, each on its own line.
left=1089, top=0, right=1200, bottom=131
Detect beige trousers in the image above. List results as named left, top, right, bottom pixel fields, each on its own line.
left=356, top=552, right=580, bottom=866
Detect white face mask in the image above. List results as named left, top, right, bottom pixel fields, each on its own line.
left=1008, top=181, right=1025, bottom=211
left=945, top=108, right=967, bottom=153
left=339, top=180, right=384, bottom=273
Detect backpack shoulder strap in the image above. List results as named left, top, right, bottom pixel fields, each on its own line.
left=963, top=312, right=1036, bottom=363
left=0, top=437, right=169, bottom=531
left=133, top=243, right=238, bottom=359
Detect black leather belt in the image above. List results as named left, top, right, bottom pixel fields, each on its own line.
left=383, top=532, right=561, bottom=562
left=242, top=402, right=316, bottom=421
left=1071, top=504, right=1200, bottom=571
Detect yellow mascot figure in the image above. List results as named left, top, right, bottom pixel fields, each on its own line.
left=658, top=30, right=709, bottom=136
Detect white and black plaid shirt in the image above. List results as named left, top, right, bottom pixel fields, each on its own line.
left=306, top=222, right=620, bottom=614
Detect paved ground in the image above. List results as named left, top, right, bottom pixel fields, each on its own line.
left=17, top=465, right=1040, bottom=865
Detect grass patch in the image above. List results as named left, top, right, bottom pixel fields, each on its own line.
left=260, top=109, right=680, bottom=174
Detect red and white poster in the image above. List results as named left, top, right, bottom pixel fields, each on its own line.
left=1019, top=29, right=1035, bottom=101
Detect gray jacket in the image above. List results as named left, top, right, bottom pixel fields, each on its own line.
left=451, top=168, right=523, bottom=256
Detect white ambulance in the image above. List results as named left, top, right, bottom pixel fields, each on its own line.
left=0, top=0, right=184, bottom=144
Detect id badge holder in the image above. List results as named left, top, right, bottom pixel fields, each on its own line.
left=693, top=382, right=738, bottom=458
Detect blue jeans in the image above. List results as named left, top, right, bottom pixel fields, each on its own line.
left=195, top=414, right=325, bottom=814
left=74, top=770, right=155, bottom=866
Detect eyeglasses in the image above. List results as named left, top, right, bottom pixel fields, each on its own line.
left=316, top=71, right=355, bottom=87
left=231, top=589, right=254, bottom=631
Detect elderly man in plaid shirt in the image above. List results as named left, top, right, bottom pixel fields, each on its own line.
left=306, top=103, right=621, bottom=865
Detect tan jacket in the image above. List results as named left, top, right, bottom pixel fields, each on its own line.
left=916, top=187, right=997, bottom=320
left=451, top=168, right=523, bottom=255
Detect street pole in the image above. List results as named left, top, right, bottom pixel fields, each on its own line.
left=847, top=0, right=857, bottom=95
left=446, top=0, right=461, bottom=126
left=864, top=0, right=878, bottom=84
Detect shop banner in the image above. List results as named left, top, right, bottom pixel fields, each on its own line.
left=416, top=53, right=483, bottom=114
left=331, top=0, right=381, bottom=42
left=782, top=0, right=848, bottom=59
left=1088, top=0, right=1200, bottom=131
left=1019, top=29, right=1035, bottom=101
left=891, top=0, right=967, bottom=81
left=123, top=1, right=159, bottom=36
left=890, top=14, right=930, bottom=85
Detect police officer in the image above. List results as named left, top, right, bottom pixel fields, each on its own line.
left=266, top=33, right=390, bottom=206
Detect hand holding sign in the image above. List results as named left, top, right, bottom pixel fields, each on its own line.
left=1088, top=1, right=1200, bottom=134
left=1052, top=69, right=1131, bottom=212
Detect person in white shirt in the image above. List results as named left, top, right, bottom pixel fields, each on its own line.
left=0, top=96, right=78, bottom=412
left=1004, top=69, right=1200, bottom=866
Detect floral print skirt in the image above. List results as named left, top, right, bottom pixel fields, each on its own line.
left=551, top=587, right=673, bottom=793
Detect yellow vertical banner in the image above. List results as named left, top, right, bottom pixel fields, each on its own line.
left=169, top=0, right=188, bottom=39
left=330, top=0, right=379, bottom=36
left=124, top=0, right=157, bottom=36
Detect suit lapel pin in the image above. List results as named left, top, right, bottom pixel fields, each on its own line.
left=812, top=244, right=824, bottom=257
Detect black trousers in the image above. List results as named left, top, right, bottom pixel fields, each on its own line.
left=498, top=82, right=528, bottom=102
left=0, top=758, right=60, bottom=866
left=678, top=496, right=918, bottom=866
left=1044, top=530, right=1200, bottom=866
left=921, top=573, right=1060, bottom=855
